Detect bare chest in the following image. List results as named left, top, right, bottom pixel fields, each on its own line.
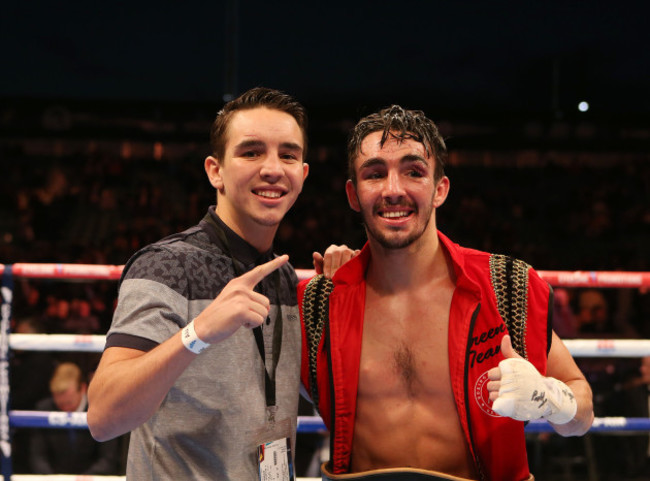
left=358, top=286, right=454, bottom=398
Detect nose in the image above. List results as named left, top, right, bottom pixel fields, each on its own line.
left=259, top=153, right=284, bottom=181
left=383, top=170, right=406, bottom=202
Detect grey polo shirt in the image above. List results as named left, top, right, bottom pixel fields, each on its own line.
left=105, top=208, right=301, bottom=480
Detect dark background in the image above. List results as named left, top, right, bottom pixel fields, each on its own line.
left=3, top=1, right=650, bottom=117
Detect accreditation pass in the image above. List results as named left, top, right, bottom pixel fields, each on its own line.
left=257, top=437, right=294, bottom=481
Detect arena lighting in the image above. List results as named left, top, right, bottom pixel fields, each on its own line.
left=578, top=101, right=590, bottom=112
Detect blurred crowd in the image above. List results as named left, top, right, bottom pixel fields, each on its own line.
left=2, top=140, right=648, bottom=334
left=1, top=132, right=649, bottom=479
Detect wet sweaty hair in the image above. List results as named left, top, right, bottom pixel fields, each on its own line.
left=347, top=105, right=447, bottom=184
left=210, top=87, right=308, bottom=162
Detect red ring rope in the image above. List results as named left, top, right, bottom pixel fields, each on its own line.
left=2, top=263, right=649, bottom=288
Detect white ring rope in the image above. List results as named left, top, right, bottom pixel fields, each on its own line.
left=9, top=334, right=105, bottom=352
left=9, top=334, right=650, bottom=358
left=11, top=476, right=127, bottom=481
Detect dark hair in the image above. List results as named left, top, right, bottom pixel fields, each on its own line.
left=347, top=105, right=447, bottom=184
left=210, top=87, right=308, bottom=161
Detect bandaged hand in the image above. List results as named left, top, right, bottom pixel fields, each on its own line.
left=487, top=335, right=577, bottom=425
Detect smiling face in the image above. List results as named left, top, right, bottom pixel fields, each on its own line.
left=346, top=130, right=449, bottom=250
left=205, top=107, right=309, bottom=251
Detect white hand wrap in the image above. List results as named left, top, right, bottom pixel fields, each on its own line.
left=492, top=358, right=577, bottom=424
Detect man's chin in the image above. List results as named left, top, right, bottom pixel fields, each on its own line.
left=368, top=230, right=419, bottom=250
left=377, top=237, right=416, bottom=250
left=252, top=214, right=284, bottom=229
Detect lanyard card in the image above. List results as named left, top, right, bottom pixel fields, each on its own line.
left=258, top=436, right=294, bottom=481
left=255, top=416, right=295, bottom=481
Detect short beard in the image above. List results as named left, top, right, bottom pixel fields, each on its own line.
left=360, top=208, right=433, bottom=250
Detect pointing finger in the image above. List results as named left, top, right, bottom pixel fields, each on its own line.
left=238, top=255, right=289, bottom=288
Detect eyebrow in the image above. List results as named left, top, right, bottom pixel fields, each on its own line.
left=234, top=139, right=303, bottom=153
left=279, top=142, right=304, bottom=153
left=233, top=139, right=265, bottom=151
left=359, top=154, right=429, bottom=170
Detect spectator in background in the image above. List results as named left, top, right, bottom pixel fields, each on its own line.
left=10, top=318, right=54, bottom=410
left=61, top=298, right=100, bottom=334
left=552, top=287, right=579, bottom=339
left=576, top=288, right=638, bottom=339
left=10, top=317, right=56, bottom=474
left=572, top=288, right=645, bottom=479
left=39, top=295, right=70, bottom=333
left=576, top=289, right=613, bottom=336
left=617, top=355, right=650, bottom=478
left=29, top=362, right=119, bottom=475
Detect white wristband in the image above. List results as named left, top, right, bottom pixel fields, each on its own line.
left=181, top=319, right=210, bottom=354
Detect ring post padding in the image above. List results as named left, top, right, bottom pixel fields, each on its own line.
left=1, top=267, right=13, bottom=480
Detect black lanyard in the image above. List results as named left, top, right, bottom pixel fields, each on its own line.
left=204, top=214, right=283, bottom=416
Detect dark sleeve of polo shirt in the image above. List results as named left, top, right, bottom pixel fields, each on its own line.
left=105, top=333, right=159, bottom=352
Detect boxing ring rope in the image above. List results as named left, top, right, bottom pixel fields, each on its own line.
left=2, top=264, right=650, bottom=287
left=8, top=334, right=650, bottom=358
left=8, top=410, right=650, bottom=434
left=2, top=263, right=650, bottom=480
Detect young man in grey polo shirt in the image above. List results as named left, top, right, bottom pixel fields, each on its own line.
left=87, top=87, right=310, bottom=480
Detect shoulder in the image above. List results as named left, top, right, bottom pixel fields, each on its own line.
left=119, top=225, right=233, bottom=297
left=451, top=241, right=549, bottom=298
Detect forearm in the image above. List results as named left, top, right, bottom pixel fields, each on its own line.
left=545, top=332, right=595, bottom=436
left=550, top=378, right=594, bottom=437
left=87, top=331, right=197, bottom=441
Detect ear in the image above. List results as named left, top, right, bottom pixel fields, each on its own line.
left=433, top=176, right=450, bottom=208
left=345, top=179, right=360, bottom=212
left=302, top=162, right=310, bottom=182
left=205, top=156, right=224, bottom=191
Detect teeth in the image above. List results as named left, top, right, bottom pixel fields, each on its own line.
left=382, top=211, right=409, bottom=218
left=255, top=190, right=282, bottom=198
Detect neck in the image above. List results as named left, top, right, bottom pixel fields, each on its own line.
left=215, top=205, right=276, bottom=253
left=366, top=227, right=451, bottom=293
